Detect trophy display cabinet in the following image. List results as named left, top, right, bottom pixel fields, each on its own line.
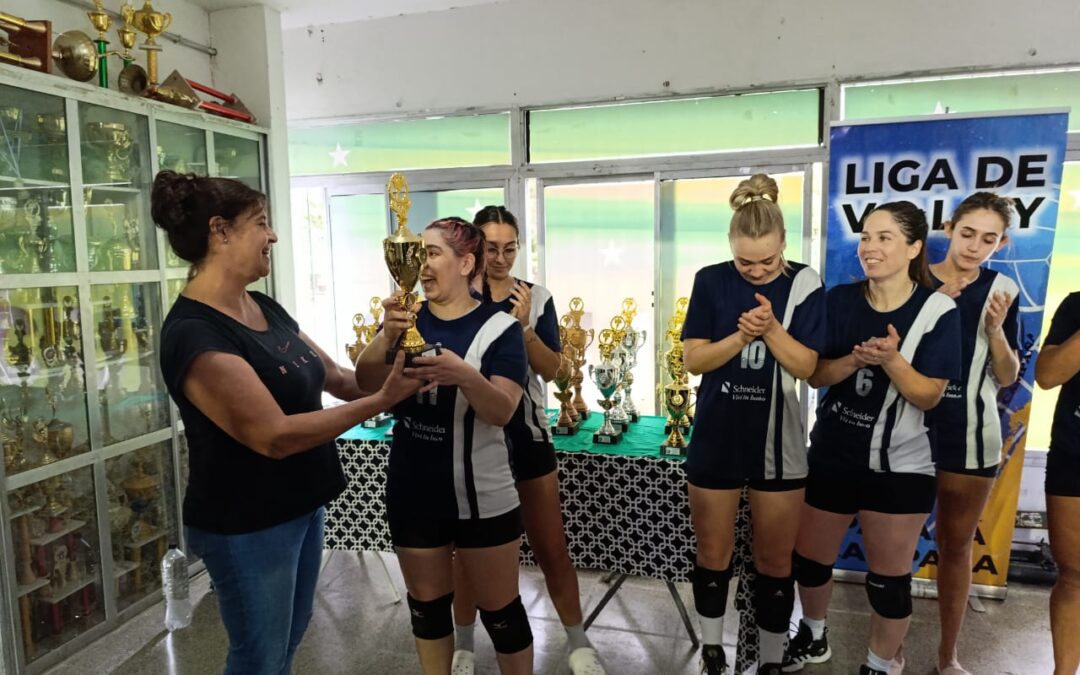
left=0, top=65, right=270, bottom=674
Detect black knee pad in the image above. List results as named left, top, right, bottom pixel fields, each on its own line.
left=406, top=592, right=454, bottom=640
left=754, top=574, right=795, bottom=633
left=692, top=564, right=733, bottom=618
left=865, top=572, right=912, bottom=619
left=793, top=552, right=833, bottom=588
left=479, top=596, right=532, bottom=654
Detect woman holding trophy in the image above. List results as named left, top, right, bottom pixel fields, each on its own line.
left=448, top=206, right=605, bottom=675
left=785, top=202, right=961, bottom=675
left=681, top=174, right=827, bottom=675
left=926, top=192, right=1020, bottom=675
left=355, top=216, right=535, bottom=675
left=152, top=170, right=419, bottom=675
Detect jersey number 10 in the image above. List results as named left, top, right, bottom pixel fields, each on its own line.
left=740, top=341, right=767, bottom=370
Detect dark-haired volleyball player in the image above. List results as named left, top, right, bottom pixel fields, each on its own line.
left=1035, top=291, right=1080, bottom=675
left=682, top=174, right=825, bottom=675
left=927, top=192, right=1020, bottom=675
left=451, top=206, right=604, bottom=675
left=784, top=201, right=961, bottom=675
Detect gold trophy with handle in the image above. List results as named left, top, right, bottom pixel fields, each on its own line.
left=551, top=326, right=579, bottom=436
left=383, top=173, right=433, bottom=365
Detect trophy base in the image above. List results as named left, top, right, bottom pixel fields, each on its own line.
left=362, top=413, right=393, bottom=429
left=660, top=443, right=687, bottom=457
left=664, top=422, right=691, bottom=436
left=593, top=430, right=623, bottom=445
left=611, top=420, right=631, bottom=434
left=552, top=421, right=580, bottom=436
left=628, top=412, right=640, bottom=423
left=574, top=409, right=590, bottom=421
left=385, top=343, right=438, bottom=366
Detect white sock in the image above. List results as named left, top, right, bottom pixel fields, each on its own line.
left=455, top=623, right=475, bottom=652
left=803, top=616, right=826, bottom=640
left=866, top=648, right=895, bottom=672
left=698, top=613, right=724, bottom=646
left=758, top=628, right=787, bottom=665
left=564, top=623, right=592, bottom=652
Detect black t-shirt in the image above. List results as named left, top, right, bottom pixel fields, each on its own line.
left=1045, top=292, right=1080, bottom=460
left=160, top=291, right=346, bottom=534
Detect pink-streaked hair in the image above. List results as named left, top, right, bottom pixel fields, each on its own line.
left=425, top=216, right=487, bottom=284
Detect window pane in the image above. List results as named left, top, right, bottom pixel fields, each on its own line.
left=543, top=180, right=656, bottom=414
left=327, top=193, right=388, bottom=367
left=530, top=90, right=820, bottom=163
left=1029, top=161, right=1080, bottom=450
left=289, top=114, right=511, bottom=175
left=843, top=70, right=1080, bottom=131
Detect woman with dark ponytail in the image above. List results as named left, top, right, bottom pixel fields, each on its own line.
left=153, top=171, right=419, bottom=674
left=784, top=202, right=962, bottom=675
left=355, top=217, right=534, bottom=675
left=448, top=206, right=604, bottom=675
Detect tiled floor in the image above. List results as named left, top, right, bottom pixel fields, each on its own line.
left=45, top=551, right=1054, bottom=674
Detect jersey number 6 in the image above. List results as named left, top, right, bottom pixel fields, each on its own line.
left=740, top=341, right=767, bottom=370
left=855, top=368, right=874, bottom=397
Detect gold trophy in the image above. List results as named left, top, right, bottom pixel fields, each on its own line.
left=589, top=329, right=623, bottom=445
left=561, top=297, right=593, bottom=421
left=659, top=297, right=692, bottom=455
left=128, top=0, right=171, bottom=88
left=660, top=382, right=692, bottom=456
left=1, top=399, right=27, bottom=474
left=382, top=173, right=432, bottom=365
left=346, top=313, right=367, bottom=366
left=550, top=327, right=579, bottom=436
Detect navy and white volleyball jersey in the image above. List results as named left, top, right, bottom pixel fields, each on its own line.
left=809, top=283, right=961, bottom=476
left=927, top=268, right=1020, bottom=471
left=682, top=262, right=826, bottom=481
left=489, top=280, right=562, bottom=449
left=388, top=302, right=527, bottom=520
left=1046, top=292, right=1080, bottom=461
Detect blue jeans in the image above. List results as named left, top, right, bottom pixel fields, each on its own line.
left=186, top=508, right=325, bottom=675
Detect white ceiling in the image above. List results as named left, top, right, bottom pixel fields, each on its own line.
left=188, top=0, right=511, bottom=29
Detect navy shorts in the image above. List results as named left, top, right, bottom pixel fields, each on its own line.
left=806, top=467, right=936, bottom=515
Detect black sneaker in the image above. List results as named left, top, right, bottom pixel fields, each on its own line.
left=858, top=667, right=887, bottom=675
left=758, top=664, right=784, bottom=675
left=781, top=622, right=831, bottom=672
left=699, top=644, right=727, bottom=674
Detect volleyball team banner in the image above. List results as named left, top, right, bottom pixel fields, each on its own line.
left=825, top=110, right=1069, bottom=590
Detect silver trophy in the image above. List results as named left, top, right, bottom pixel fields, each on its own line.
left=589, top=329, right=623, bottom=445
left=619, top=326, right=647, bottom=423
left=608, top=347, right=631, bottom=431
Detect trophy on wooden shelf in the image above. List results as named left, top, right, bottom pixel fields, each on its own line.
left=382, top=173, right=433, bottom=365
left=32, top=418, right=59, bottom=466
left=83, top=122, right=134, bottom=185
left=589, top=329, right=623, bottom=445
left=0, top=11, right=52, bottom=73
left=61, top=295, right=85, bottom=397
left=550, top=326, right=579, bottom=436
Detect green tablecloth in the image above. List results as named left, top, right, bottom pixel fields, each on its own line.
left=340, top=411, right=690, bottom=459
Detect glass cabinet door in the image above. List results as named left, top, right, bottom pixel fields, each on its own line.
left=156, top=121, right=208, bottom=269
left=105, top=441, right=177, bottom=611
left=0, top=85, right=76, bottom=274
left=89, top=283, right=168, bottom=447
left=6, top=465, right=105, bottom=664
left=214, top=133, right=261, bottom=189
left=2, top=286, right=91, bottom=475
left=79, top=103, right=158, bottom=271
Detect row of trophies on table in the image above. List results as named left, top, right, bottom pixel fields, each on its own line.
left=345, top=295, right=696, bottom=454
left=1, top=1, right=254, bottom=122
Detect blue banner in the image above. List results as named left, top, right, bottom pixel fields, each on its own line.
left=825, top=111, right=1069, bottom=585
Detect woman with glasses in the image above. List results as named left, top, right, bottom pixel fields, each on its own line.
left=450, top=206, right=604, bottom=675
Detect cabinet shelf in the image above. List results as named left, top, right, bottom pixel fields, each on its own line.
left=0, top=175, right=69, bottom=189
left=113, top=559, right=138, bottom=578
left=28, top=519, right=87, bottom=547
left=16, top=577, right=50, bottom=598
left=38, top=575, right=95, bottom=604
left=8, top=505, right=42, bottom=520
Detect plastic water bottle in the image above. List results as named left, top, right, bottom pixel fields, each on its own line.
left=162, top=546, right=192, bottom=631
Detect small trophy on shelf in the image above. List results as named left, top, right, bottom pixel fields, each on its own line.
left=1, top=398, right=27, bottom=473
left=98, top=295, right=128, bottom=445
left=589, top=329, right=623, bottom=445
left=128, top=0, right=170, bottom=88
left=382, top=174, right=433, bottom=365
left=44, top=385, right=74, bottom=461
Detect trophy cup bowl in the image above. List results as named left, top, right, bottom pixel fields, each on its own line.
left=51, top=30, right=97, bottom=82
left=660, top=383, right=692, bottom=456
left=131, top=0, right=171, bottom=45
left=589, top=362, right=622, bottom=445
